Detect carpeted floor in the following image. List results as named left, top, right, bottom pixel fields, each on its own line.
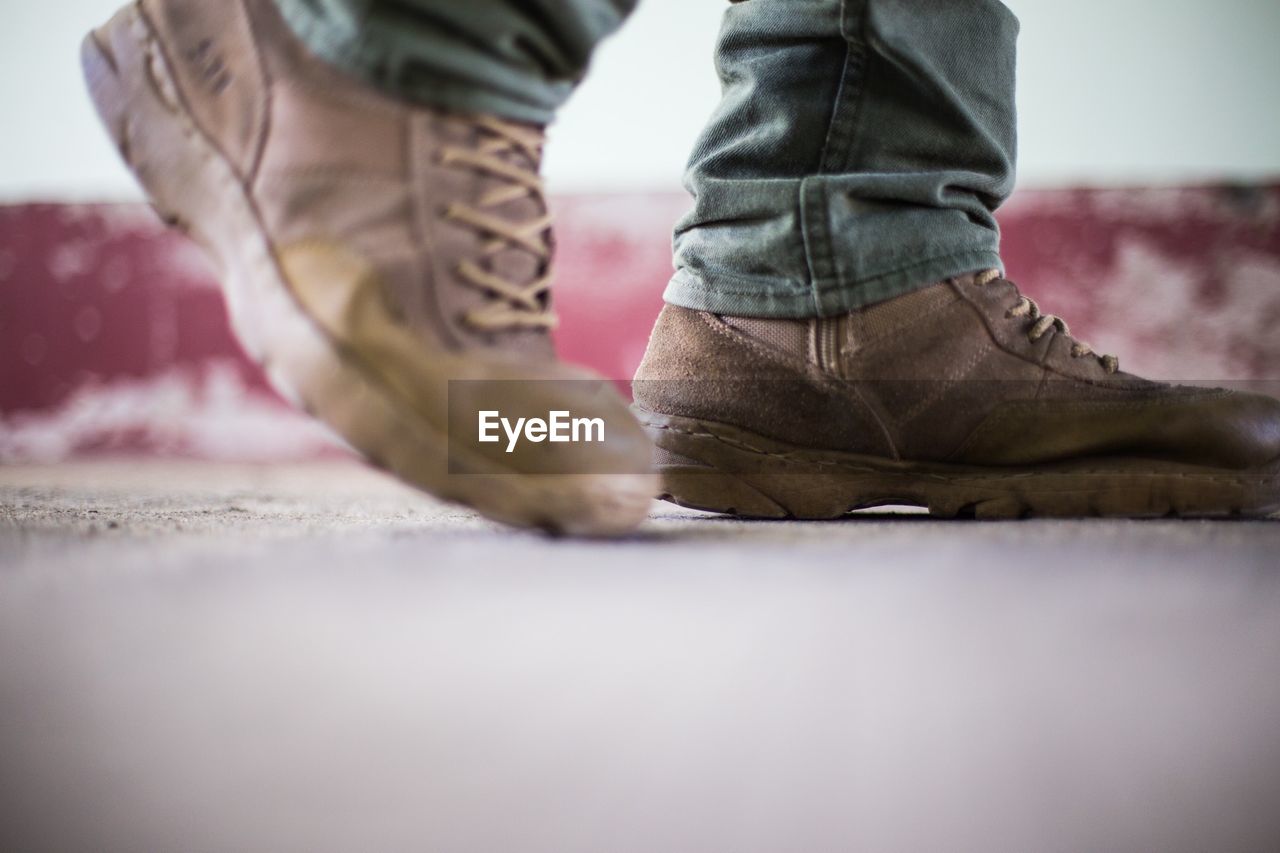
left=2, top=461, right=1279, bottom=852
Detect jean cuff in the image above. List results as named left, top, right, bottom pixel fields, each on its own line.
left=272, top=0, right=561, bottom=125
left=663, top=248, right=1004, bottom=318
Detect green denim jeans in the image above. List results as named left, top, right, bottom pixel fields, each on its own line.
left=273, top=0, right=1019, bottom=317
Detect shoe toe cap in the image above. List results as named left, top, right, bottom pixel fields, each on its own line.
left=1200, top=390, right=1280, bottom=469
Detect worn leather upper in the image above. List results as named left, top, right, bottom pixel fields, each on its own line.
left=130, top=0, right=655, bottom=484
left=140, top=0, right=557, bottom=358
left=634, top=274, right=1280, bottom=469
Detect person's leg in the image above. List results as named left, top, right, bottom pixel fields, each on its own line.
left=635, top=0, right=1280, bottom=519
left=271, top=0, right=638, bottom=124
left=667, top=0, right=1017, bottom=318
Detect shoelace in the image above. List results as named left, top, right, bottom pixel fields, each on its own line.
left=439, top=116, right=558, bottom=331
left=975, top=269, right=1119, bottom=374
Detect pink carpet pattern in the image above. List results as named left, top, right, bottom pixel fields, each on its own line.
left=3, top=185, right=1278, bottom=461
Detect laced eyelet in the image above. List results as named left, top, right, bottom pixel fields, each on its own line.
left=435, top=116, right=556, bottom=331
left=1003, top=280, right=1119, bottom=373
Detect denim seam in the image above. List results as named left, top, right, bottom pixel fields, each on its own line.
left=800, top=0, right=870, bottom=312
left=668, top=267, right=808, bottom=300
left=798, top=180, right=828, bottom=315
left=828, top=0, right=871, bottom=174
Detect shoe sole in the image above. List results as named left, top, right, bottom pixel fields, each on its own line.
left=81, top=3, right=655, bottom=536
left=637, top=408, right=1280, bottom=520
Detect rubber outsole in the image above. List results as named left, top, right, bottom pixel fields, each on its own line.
left=637, top=408, right=1280, bottom=520
left=80, top=3, right=656, bottom=536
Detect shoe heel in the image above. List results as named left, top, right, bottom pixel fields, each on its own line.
left=639, top=408, right=868, bottom=519
left=656, top=464, right=791, bottom=519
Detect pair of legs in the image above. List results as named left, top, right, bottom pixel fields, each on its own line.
left=82, top=0, right=1280, bottom=532
left=274, top=0, right=1017, bottom=316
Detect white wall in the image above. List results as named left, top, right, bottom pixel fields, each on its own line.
left=2, top=0, right=1278, bottom=201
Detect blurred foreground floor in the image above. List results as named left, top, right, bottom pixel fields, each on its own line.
left=2, top=461, right=1279, bottom=852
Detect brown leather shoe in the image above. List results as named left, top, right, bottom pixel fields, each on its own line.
left=634, top=271, right=1280, bottom=518
left=81, top=0, right=655, bottom=535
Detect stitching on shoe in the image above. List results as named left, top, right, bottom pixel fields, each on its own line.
left=849, top=288, right=963, bottom=352
left=952, top=278, right=1148, bottom=390
left=698, top=312, right=814, bottom=374
left=894, top=340, right=996, bottom=425
left=136, top=2, right=257, bottom=183
left=695, top=312, right=900, bottom=459
left=239, top=0, right=273, bottom=185
left=405, top=112, right=453, bottom=347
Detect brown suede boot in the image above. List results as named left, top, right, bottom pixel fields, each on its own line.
left=81, top=0, right=655, bottom=535
left=633, top=271, right=1280, bottom=519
